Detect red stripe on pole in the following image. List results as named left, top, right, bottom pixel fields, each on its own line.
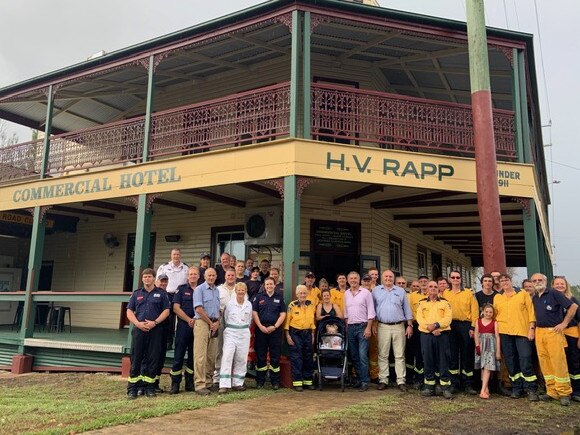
left=472, top=89, right=506, bottom=272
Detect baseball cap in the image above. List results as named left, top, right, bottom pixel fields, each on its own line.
left=200, top=252, right=211, bottom=259
left=362, top=274, right=371, bottom=281
left=418, top=275, right=429, bottom=280
left=157, top=273, right=169, bottom=281
left=305, top=272, right=315, bottom=278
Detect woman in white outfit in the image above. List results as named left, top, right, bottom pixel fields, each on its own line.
left=219, top=282, right=253, bottom=393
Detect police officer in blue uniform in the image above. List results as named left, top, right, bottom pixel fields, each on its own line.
left=169, top=267, right=199, bottom=394
left=252, top=277, right=287, bottom=389
left=126, top=268, right=170, bottom=399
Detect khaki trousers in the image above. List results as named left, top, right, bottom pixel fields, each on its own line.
left=378, top=322, right=406, bottom=385
left=193, top=320, right=218, bottom=390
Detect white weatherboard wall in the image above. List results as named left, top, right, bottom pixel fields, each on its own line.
left=42, top=194, right=471, bottom=329
left=299, top=195, right=471, bottom=282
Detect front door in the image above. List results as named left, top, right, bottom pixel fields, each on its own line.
left=310, top=220, right=361, bottom=287
left=119, top=232, right=156, bottom=328
left=431, top=252, right=442, bottom=280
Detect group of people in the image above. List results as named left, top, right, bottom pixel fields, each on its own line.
left=125, top=248, right=580, bottom=407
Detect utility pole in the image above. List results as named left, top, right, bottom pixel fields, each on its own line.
left=466, top=0, right=506, bottom=273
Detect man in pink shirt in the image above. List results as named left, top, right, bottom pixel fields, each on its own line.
left=344, top=271, right=376, bottom=391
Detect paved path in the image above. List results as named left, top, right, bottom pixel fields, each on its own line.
left=87, top=388, right=384, bottom=434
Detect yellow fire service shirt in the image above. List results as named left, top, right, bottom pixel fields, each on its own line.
left=285, top=300, right=316, bottom=331
left=493, top=288, right=535, bottom=337
left=416, top=297, right=452, bottom=333
left=330, top=288, right=346, bottom=313
left=305, top=287, right=321, bottom=307
left=442, top=288, right=479, bottom=327
left=408, top=291, right=428, bottom=321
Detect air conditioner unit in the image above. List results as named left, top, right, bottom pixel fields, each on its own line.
left=244, top=208, right=282, bottom=246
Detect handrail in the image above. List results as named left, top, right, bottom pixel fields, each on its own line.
left=311, top=83, right=516, bottom=159
left=0, top=291, right=130, bottom=302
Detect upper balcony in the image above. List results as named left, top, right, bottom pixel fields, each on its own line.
left=0, top=82, right=516, bottom=183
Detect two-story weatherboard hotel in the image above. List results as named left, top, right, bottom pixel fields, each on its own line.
left=0, top=0, right=551, bottom=374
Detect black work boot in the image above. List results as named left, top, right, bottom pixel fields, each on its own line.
left=153, top=379, right=163, bottom=394
left=184, top=373, right=194, bottom=392
left=170, top=380, right=180, bottom=394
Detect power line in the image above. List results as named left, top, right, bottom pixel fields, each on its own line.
left=533, top=0, right=552, bottom=121
left=512, top=0, right=520, bottom=30
left=546, top=159, right=580, bottom=172
left=502, top=0, right=510, bottom=28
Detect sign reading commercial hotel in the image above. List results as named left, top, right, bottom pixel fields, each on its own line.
left=12, top=167, right=181, bottom=203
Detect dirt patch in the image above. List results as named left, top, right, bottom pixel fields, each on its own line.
left=86, top=387, right=384, bottom=435
left=87, top=387, right=580, bottom=435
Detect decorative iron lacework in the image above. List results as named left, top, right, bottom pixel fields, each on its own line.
left=511, top=197, right=531, bottom=218
left=311, top=83, right=516, bottom=160
left=24, top=206, right=52, bottom=222
left=265, top=178, right=285, bottom=199
left=0, top=139, right=43, bottom=182
left=297, top=177, right=317, bottom=198
left=310, top=14, right=330, bottom=34
left=45, top=117, right=145, bottom=175
left=493, top=45, right=514, bottom=67
left=148, top=82, right=291, bottom=158
left=274, top=13, right=293, bottom=33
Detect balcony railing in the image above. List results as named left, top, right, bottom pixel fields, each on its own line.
left=0, top=81, right=517, bottom=184
left=311, top=83, right=516, bottom=159
left=0, top=139, right=43, bottom=181
left=150, top=82, right=291, bottom=158
left=46, top=118, right=145, bottom=174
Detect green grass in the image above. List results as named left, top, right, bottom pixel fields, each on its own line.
left=0, top=373, right=273, bottom=435
left=261, top=391, right=580, bottom=435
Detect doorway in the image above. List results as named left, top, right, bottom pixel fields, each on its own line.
left=310, top=220, right=360, bottom=286
left=119, top=232, right=156, bottom=328
left=431, top=252, right=442, bottom=280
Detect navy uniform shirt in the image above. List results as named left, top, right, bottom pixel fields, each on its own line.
left=174, top=283, right=196, bottom=324
left=127, top=287, right=170, bottom=322
left=246, top=280, right=262, bottom=300
left=570, top=296, right=580, bottom=327
left=215, top=264, right=226, bottom=286
left=197, top=267, right=207, bottom=286
left=252, top=291, right=287, bottom=326
left=533, top=287, right=573, bottom=328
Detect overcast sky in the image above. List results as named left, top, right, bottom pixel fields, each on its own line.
left=1, top=0, right=578, bottom=283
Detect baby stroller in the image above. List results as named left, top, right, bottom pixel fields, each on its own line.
left=316, top=316, right=348, bottom=391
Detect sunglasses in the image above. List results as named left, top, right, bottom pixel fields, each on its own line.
left=450, top=276, right=461, bottom=279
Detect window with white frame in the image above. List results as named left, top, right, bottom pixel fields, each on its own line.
left=389, top=236, right=402, bottom=277
left=417, top=250, right=427, bottom=277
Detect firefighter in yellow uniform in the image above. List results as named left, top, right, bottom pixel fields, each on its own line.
left=303, top=271, right=321, bottom=306
left=416, top=280, right=453, bottom=399
left=493, top=274, right=538, bottom=401
left=531, top=273, right=578, bottom=406
left=442, top=272, right=479, bottom=394
left=408, top=281, right=428, bottom=387
left=330, top=273, right=348, bottom=313
left=285, top=284, right=317, bottom=391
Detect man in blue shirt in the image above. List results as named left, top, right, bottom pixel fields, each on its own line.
left=372, top=269, right=413, bottom=392
left=531, top=273, right=578, bottom=406
left=126, top=268, right=170, bottom=399
left=193, top=267, right=221, bottom=395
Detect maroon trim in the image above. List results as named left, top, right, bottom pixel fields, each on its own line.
left=300, top=4, right=526, bottom=49
left=0, top=8, right=296, bottom=102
